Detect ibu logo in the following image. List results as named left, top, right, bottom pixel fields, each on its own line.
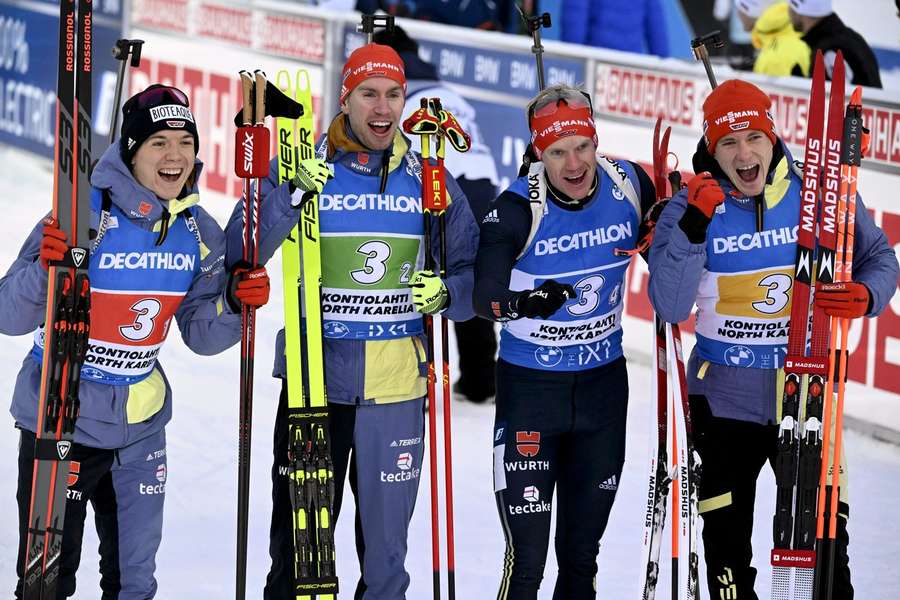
left=725, top=345, right=755, bottom=367
left=534, top=346, right=563, bottom=368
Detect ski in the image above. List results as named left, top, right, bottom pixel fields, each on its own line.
left=633, top=117, right=700, bottom=600
left=23, top=0, right=92, bottom=597
left=667, top=322, right=700, bottom=600
left=813, top=84, right=866, bottom=600
left=276, top=68, right=338, bottom=600
left=771, top=50, right=844, bottom=600
left=636, top=118, right=673, bottom=600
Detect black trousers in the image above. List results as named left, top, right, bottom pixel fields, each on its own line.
left=690, top=394, right=853, bottom=600
left=493, top=358, right=629, bottom=600
left=454, top=176, right=497, bottom=402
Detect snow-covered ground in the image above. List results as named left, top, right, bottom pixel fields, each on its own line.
left=0, top=144, right=898, bottom=598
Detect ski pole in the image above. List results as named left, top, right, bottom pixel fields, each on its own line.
left=108, top=39, right=144, bottom=143
left=690, top=31, right=725, bottom=90
left=814, top=86, right=865, bottom=600
left=428, top=97, right=472, bottom=600
left=233, top=69, right=269, bottom=600
left=358, top=13, right=394, bottom=44
left=516, top=5, right=552, bottom=91
left=402, top=98, right=443, bottom=599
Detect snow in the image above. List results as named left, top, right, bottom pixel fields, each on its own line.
left=1, top=143, right=899, bottom=598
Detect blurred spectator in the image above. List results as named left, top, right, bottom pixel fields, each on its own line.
left=561, top=0, right=670, bottom=57
left=737, top=0, right=811, bottom=77
left=355, top=0, right=519, bottom=31
left=789, top=0, right=882, bottom=88
left=374, top=26, right=501, bottom=403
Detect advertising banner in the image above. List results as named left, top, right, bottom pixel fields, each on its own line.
left=0, top=0, right=123, bottom=158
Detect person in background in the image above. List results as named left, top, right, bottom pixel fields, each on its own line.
left=789, top=0, right=882, bottom=87
left=648, top=79, right=898, bottom=600
left=374, top=25, right=500, bottom=403
left=736, top=0, right=811, bottom=77
left=561, top=0, right=670, bottom=57
left=2, top=85, right=268, bottom=598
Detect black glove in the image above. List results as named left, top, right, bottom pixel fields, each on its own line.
left=511, top=280, right=575, bottom=319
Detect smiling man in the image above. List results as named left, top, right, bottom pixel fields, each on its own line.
left=224, top=43, right=479, bottom=599
left=648, top=79, right=899, bottom=600
left=473, top=84, right=656, bottom=599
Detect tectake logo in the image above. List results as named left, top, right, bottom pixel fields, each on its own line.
left=140, top=465, right=167, bottom=495
left=508, top=485, right=552, bottom=515
left=381, top=453, right=421, bottom=483
left=397, top=452, right=412, bottom=471
left=523, top=485, right=539, bottom=502
left=156, top=464, right=167, bottom=483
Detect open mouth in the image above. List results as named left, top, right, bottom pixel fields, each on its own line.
left=736, top=164, right=760, bottom=183
left=369, top=120, right=392, bottom=136
left=159, top=167, right=183, bottom=183
left=564, top=170, right=587, bottom=187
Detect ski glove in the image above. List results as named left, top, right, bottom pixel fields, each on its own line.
left=226, top=263, right=271, bottom=313
left=289, top=158, right=333, bottom=206
left=815, top=281, right=871, bottom=319
left=39, top=217, right=68, bottom=271
left=679, top=172, right=725, bottom=243
left=408, top=270, right=449, bottom=315
left=511, top=280, right=575, bottom=320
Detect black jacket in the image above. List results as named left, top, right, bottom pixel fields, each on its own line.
left=802, top=13, right=882, bottom=88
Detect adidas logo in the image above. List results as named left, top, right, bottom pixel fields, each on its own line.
left=598, top=475, right=618, bottom=491
left=482, top=209, right=499, bottom=224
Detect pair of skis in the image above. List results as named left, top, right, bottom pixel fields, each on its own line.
left=634, top=118, right=701, bottom=600
left=771, top=50, right=866, bottom=600
left=22, top=1, right=93, bottom=598
left=275, top=69, right=338, bottom=600
left=402, top=98, right=471, bottom=600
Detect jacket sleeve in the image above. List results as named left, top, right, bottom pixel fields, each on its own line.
left=225, top=156, right=301, bottom=270
left=848, top=193, right=899, bottom=317
left=436, top=175, right=478, bottom=322
left=0, top=218, right=51, bottom=335
left=644, top=0, right=670, bottom=57
left=173, top=207, right=242, bottom=355
left=473, top=190, right=532, bottom=321
left=647, top=188, right=708, bottom=323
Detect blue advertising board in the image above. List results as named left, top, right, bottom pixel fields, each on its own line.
left=342, top=28, right=587, bottom=188
left=0, top=0, right=123, bottom=159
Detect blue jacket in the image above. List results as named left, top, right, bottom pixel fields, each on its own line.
left=561, top=0, right=669, bottom=57
left=1, top=143, right=241, bottom=449
left=225, top=115, right=478, bottom=405
left=648, top=141, right=899, bottom=424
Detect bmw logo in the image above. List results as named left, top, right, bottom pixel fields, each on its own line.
left=535, top=346, right=563, bottom=368
left=324, top=322, right=350, bottom=338
left=724, top=345, right=755, bottom=367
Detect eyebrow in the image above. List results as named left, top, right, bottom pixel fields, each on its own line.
left=358, top=84, right=404, bottom=94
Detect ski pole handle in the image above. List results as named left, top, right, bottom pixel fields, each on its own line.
left=690, top=31, right=725, bottom=90
left=358, top=13, right=394, bottom=44
left=108, top=38, right=144, bottom=144
left=234, top=71, right=269, bottom=179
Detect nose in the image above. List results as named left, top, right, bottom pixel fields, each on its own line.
left=372, top=95, right=390, bottom=114
left=564, top=151, right=581, bottom=171
left=735, top=139, right=754, bottom=160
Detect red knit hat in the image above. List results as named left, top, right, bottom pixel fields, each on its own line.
left=340, top=43, right=407, bottom=104
left=702, top=79, right=777, bottom=154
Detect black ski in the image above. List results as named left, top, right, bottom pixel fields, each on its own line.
left=22, top=0, right=92, bottom=598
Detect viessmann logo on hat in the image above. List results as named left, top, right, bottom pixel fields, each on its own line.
left=148, top=104, right=195, bottom=124
left=348, top=60, right=404, bottom=79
